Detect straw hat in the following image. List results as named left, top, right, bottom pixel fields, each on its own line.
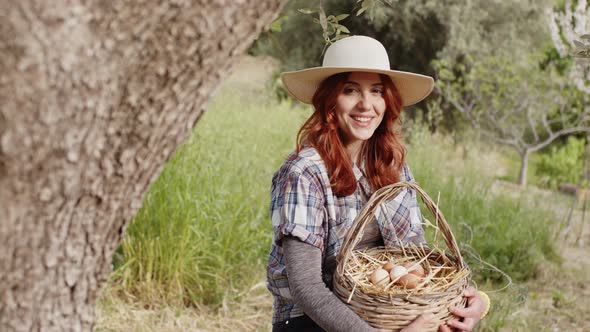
left=280, top=35, right=434, bottom=106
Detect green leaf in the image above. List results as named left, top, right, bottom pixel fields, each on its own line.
left=335, top=24, right=350, bottom=33
left=362, top=0, right=374, bottom=9
left=357, top=6, right=368, bottom=16
left=297, top=8, right=315, bottom=15
left=336, top=14, right=350, bottom=21
left=270, top=20, right=282, bottom=32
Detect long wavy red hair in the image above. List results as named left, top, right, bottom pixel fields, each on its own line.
left=295, top=72, right=406, bottom=196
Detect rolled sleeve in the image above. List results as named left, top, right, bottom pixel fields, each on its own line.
left=271, top=170, right=325, bottom=250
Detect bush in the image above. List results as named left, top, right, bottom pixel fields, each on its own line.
left=535, top=136, right=585, bottom=189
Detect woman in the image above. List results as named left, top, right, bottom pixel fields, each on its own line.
left=267, top=36, right=489, bottom=332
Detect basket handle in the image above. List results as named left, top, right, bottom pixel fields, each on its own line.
left=336, top=181, right=464, bottom=271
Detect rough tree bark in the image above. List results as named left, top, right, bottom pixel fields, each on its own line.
left=0, top=1, right=287, bottom=331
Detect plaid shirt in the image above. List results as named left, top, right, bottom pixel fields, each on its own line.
left=267, top=147, right=425, bottom=323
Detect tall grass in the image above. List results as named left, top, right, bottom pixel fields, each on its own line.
left=110, top=88, right=309, bottom=306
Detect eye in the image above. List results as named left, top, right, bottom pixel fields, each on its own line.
left=343, top=87, right=359, bottom=95
left=372, top=88, right=384, bottom=95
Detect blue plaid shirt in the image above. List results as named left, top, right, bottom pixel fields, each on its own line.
left=266, top=147, right=425, bottom=323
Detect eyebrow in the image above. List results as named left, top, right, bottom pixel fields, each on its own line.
left=344, top=80, right=383, bottom=86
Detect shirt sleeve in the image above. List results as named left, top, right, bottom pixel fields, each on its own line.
left=283, top=237, right=376, bottom=332
left=271, top=168, right=326, bottom=251
left=374, top=163, right=426, bottom=246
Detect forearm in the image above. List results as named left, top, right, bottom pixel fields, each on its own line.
left=283, top=237, right=376, bottom=332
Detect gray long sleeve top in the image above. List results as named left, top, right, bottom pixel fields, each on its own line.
left=282, top=218, right=383, bottom=332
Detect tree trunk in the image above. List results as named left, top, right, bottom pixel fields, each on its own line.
left=0, top=1, right=287, bottom=331
left=517, top=149, right=530, bottom=187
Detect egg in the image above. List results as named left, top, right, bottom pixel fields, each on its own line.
left=370, top=268, right=390, bottom=287
left=389, top=265, right=408, bottom=281
left=398, top=273, right=421, bottom=289
left=382, top=261, right=396, bottom=273
left=403, top=261, right=425, bottom=277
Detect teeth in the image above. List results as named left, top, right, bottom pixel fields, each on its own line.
left=352, top=116, right=371, bottom=123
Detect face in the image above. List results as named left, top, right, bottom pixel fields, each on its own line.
left=334, top=72, right=386, bottom=151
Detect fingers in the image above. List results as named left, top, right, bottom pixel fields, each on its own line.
left=452, top=289, right=487, bottom=321
left=449, top=304, right=478, bottom=317
left=447, top=317, right=476, bottom=331
left=438, top=323, right=452, bottom=332
left=463, top=286, right=478, bottom=298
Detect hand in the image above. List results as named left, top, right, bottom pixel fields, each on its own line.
left=439, top=287, right=487, bottom=332
left=400, top=314, right=434, bottom=332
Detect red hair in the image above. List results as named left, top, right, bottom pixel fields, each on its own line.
left=295, top=72, right=406, bottom=196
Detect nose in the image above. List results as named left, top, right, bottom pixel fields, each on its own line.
left=357, top=92, right=372, bottom=111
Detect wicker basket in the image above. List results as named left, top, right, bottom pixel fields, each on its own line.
left=333, top=181, right=470, bottom=332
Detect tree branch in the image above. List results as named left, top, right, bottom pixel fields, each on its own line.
left=530, top=126, right=590, bottom=153
left=478, top=128, right=521, bottom=150
left=526, top=106, right=539, bottom=142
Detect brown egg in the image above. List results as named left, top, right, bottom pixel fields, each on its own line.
left=398, top=273, right=421, bottom=289
left=370, top=268, right=390, bottom=287
left=382, top=261, right=396, bottom=273
left=403, top=261, right=425, bottom=277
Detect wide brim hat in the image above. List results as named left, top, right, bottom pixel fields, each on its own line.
left=281, top=35, right=434, bottom=107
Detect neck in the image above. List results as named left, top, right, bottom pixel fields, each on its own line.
left=346, top=141, right=363, bottom=165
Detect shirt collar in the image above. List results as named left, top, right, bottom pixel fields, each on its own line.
left=352, top=162, right=364, bottom=182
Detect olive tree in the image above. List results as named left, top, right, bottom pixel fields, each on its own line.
left=0, top=1, right=287, bottom=331
left=435, top=56, right=590, bottom=187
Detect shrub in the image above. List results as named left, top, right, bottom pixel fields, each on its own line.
left=535, top=136, right=585, bottom=189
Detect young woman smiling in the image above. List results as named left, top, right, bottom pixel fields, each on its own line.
left=266, top=36, right=489, bottom=332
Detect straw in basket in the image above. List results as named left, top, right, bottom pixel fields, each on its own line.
left=333, top=181, right=470, bottom=332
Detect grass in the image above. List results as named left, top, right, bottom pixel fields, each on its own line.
left=97, top=280, right=273, bottom=332
left=109, top=87, right=310, bottom=307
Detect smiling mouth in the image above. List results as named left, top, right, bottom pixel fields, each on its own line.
left=351, top=116, right=372, bottom=123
